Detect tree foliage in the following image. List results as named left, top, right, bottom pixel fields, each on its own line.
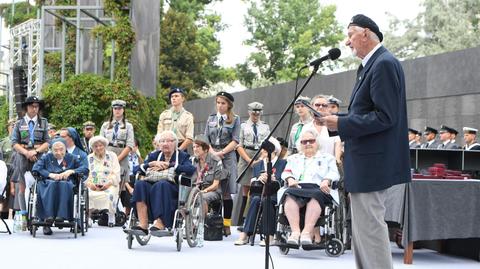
left=237, top=0, right=343, bottom=88
left=0, top=1, right=37, bottom=28
left=384, top=0, right=480, bottom=59
left=158, top=0, right=235, bottom=99
left=42, top=74, right=164, bottom=154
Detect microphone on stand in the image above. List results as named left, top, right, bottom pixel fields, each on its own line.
left=303, top=48, right=341, bottom=68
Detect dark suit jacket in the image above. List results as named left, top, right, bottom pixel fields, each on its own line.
left=32, top=152, right=89, bottom=181
left=338, top=46, right=411, bottom=193
left=138, top=150, right=195, bottom=177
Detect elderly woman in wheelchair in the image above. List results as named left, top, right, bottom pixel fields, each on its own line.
left=85, top=136, right=121, bottom=227
left=31, top=138, right=89, bottom=235
left=128, top=131, right=195, bottom=236
left=191, top=135, right=225, bottom=214
left=235, top=137, right=287, bottom=246
left=280, top=128, right=339, bottom=246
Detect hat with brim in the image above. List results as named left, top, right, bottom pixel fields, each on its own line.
left=216, top=91, right=234, bottom=103
left=22, top=96, right=44, bottom=109
left=463, top=127, right=478, bottom=135
left=439, top=125, right=458, bottom=135
left=423, top=126, right=438, bottom=135
left=111, top=99, right=126, bottom=108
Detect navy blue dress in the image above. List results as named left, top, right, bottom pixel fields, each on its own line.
left=243, top=158, right=286, bottom=235
left=132, top=150, right=195, bottom=228
left=32, top=152, right=89, bottom=220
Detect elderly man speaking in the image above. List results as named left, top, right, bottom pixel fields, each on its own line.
left=322, top=15, right=411, bottom=268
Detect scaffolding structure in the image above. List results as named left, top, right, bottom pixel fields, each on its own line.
left=9, top=19, right=41, bottom=119
left=7, top=4, right=115, bottom=118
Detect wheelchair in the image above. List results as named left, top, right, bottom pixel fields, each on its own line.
left=0, top=160, right=10, bottom=234
left=27, top=172, right=88, bottom=238
left=275, top=183, right=345, bottom=257
left=124, top=174, right=204, bottom=251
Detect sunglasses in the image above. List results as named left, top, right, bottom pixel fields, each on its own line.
left=314, top=103, right=329, bottom=108
left=300, top=139, right=316, bottom=145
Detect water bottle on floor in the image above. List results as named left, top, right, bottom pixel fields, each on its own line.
left=197, top=222, right=204, bottom=248
left=13, top=211, right=21, bottom=233
left=20, top=210, right=28, bottom=231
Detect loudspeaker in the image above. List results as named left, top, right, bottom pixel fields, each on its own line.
left=12, top=66, right=27, bottom=116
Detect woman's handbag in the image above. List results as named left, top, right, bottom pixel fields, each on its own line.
left=143, top=167, right=175, bottom=183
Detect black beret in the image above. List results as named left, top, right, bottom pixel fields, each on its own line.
left=439, top=125, right=458, bottom=135
left=348, top=14, right=383, bottom=42
left=424, top=126, right=438, bottom=135
left=168, top=87, right=186, bottom=100
left=216, top=91, right=234, bottom=102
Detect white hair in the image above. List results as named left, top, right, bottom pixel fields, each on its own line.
left=295, top=127, right=322, bottom=154
left=89, top=135, right=108, bottom=150
left=157, top=130, right=179, bottom=150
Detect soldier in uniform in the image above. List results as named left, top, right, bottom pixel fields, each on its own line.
left=235, top=102, right=270, bottom=226
left=437, top=125, right=461, bottom=149
left=157, top=87, right=194, bottom=151
left=288, top=96, right=312, bottom=155
left=11, top=96, right=50, bottom=211
left=420, top=126, right=440, bottom=149
left=81, top=121, right=96, bottom=154
left=204, top=91, right=240, bottom=236
left=408, top=128, right=421, bottom=148
left=463, top=127, right=480, bottom=150
left=100, top=100, right=135, bottom=213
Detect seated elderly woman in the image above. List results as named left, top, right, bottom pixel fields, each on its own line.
left=191, top=134, right=225, bottom=213
left=235, top=137, right=287, bottom=246
left=85, top=136, right=121, bottom=227
left=130, top=131, right=195, bottom=235
left=32, top=138, right=89, bottom=235
left=281, top=128, right=340, bottom=246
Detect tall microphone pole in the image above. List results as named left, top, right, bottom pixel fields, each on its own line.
left=236, top=64, right=319, bottom=269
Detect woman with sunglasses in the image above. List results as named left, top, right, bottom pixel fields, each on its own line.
left=281, top=128, right=339, bottom=246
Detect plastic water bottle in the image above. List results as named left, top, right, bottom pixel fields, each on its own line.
left=20, top=210, right=28, bottom=231
left=197, top=222, right=204, bottom=248
left=13, top=211, right=22, bottom=233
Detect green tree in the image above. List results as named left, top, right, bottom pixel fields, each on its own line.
left=384, top=0, right=480, bottom=60
left=0, top=1, right=37, bottom=28
left=238, top=0, right=343, bottom=87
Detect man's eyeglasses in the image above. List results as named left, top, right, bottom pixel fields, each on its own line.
left=300, top=139, right=316, bottom=145
left=159, top=139, right=176, bottom=143
left=314, top=103, right=329, bottom=108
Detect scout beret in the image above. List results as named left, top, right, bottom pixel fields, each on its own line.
left=168, top=87, right=186, bottom=100
left=216, top=91, right=234, bottom=102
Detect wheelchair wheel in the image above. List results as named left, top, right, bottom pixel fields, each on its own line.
left=185, top=187, right=204, bottom=247
left=32, top=225, right=37, bottom=238
left=325, top=238, right=344, bottom=257
left=279, top=246, right=289, bottom=255
left=176, top=229, right=182, bottom=252
left=135, top=234, right=151, bottom=246
left=127, top=234, right=133, bottom=249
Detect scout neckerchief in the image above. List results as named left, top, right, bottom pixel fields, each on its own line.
left=195, top=157, right=209, bottom=185
left=112, top=121, right=120, bottom=141
left=215, top=113, right=227, bottom=146
left=171, top=107, right=184, bottom=134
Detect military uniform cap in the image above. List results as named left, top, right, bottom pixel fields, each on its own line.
left=168, top=87, right=186, bottom=100
left=408, top=128, right=419, bottom=135
left=83, top=121, right=96, bottom=128
left=248, top=102, right=263, bottom=111
left=328, top=96, right=342, bottom=106
left=348, top=14, right=383, bottom=42
left=463, top=127, right=478, bottom=135
left=216, top=91, right=234, bottom=102
left=48, top=123, right=56, bottom=130
left=22, top=95, right=44, bottom=109
left=424, top=126, right=438, bottom=135
left=194, top=134, right=210, bottom=146
left=439, top=125, right=458, bottom=135
left=294, top=95, right=310, bottom=105
left=111, top=99, right=126, bottom=107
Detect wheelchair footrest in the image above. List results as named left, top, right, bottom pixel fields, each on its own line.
left=150, top=229, right=173, bottom=237
left=302, top=242, right=326, bottom=251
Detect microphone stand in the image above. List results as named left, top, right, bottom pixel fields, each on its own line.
left=235, top=64, right=321, bottom=269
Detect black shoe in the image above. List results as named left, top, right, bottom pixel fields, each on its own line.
left=43, top=226, right=53, bottom=235
left=237, top=227, right=244, bottom=232
left=45, top=217, right=54, bottom=225
left=130, top=225, right=148, bottom=236
left=55, top=217, right=65, bottom=223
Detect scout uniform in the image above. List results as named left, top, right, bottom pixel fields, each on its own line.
left=157, top=87, right=194, bottom=148
left=100, top=100, right=135, bottom=184
left=288, top=96, right=312, bottom=154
